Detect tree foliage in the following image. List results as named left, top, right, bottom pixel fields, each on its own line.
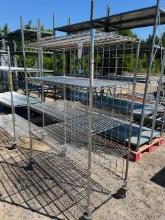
left=0, top=23, right=9, bottom=36
left=118, top=29, right=137, bottom=38
left=24, top=20, right=32, bottom=29
left=118, top=29, right=164, bottom=74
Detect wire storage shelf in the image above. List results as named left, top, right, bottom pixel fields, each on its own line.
left=0, top=2, right=164, bottom=218
left=135, top=2, right=165, bottom=145
left=0, top=91, right=41, bottom=107
left=26, top=84, right=133, bottom=218
left=31, top=99, right=85, bottom=122
left=43, top=122, right=129, bottom=158
left=0, top=18, right=54, bottom=149
left=25, top=25, right=140, bottom=219
left=65, top=112, right=128, bottom=134
left=28, top=30, right=138, bottom=49
left=28, top=76, right=133, bottom=88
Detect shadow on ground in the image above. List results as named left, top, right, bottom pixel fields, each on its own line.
left=150, top=167, right=165, bottom=188
left=0, top=147, right=112, bottom=220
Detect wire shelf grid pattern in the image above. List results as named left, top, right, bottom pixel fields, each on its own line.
left=27, top=76, right=133, bottom=89
left=28, top=31, right=138, bottom=49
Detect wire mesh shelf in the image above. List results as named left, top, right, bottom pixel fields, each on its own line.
left=65, top=111, right=129, bottom=134
left=42, top=122, right=129, bottom=159
left=0, top=91, right=41, bottom=107
left=28, top=30, right=138, bottom=49
left=31, top=100, right=85, bottom=122
left=27, top=76, right=133, bottom=89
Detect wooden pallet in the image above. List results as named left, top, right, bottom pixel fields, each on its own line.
left=129, top=137, right=164, bottom=162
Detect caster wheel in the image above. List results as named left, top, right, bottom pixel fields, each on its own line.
left=113, top=187, right=128, bottom=199
left=25, top=160, right=34, bottom=171
left=80, top=212, right=92, bottom=220
left=8, top=140, right=17, bottom=150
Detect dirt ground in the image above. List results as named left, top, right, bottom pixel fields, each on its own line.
left=93, top=137, right=165, bottom=220
left=0, top=135, right=164, bottom=220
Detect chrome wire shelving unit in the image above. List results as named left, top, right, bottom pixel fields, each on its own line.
left=0, top=17, right=54, bottom=149
left=25, top=3, right=141, bottom=217
left=0, top=47, right=42, bottom=149
left=26, top=77, right=135, bottom=219
left=136, top=0, right=165, bottom=146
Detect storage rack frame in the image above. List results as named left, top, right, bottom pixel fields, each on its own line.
left=25, top=2, right=140, bottom=218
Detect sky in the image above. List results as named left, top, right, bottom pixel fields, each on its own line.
left=0, top=0, right=165, bottom=40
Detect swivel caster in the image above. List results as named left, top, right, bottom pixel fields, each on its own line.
left=8, top=139, right=17, bottom=150
left=25, top=159, right=34, bottom=171
left=80, top=212, right=92, bottom=220
left=113, top=186, right=128, bottom=199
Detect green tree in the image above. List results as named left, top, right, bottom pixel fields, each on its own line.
left=162, top=32, right=165, bottom=47
left=1, top=23, right=9, bottom=35
left=144, top=34, right=159, bottom=45
left=41, top=25, right=44, bottom=31
left=118, top=29, right=137, bottom=38
left=0, top=27, right=2, bottom=38
left=25, top=20, right=32, bottom=29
